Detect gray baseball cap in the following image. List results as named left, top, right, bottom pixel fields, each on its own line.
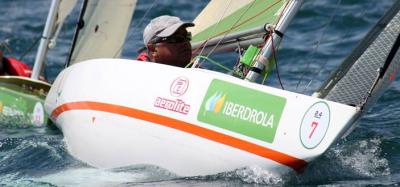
left=143, top=15, right=194, bottom=45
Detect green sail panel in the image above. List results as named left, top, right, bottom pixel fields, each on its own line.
left=191, top=0, right=287, bottom=43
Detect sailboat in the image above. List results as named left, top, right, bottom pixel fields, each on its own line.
left=45, top=0, right=400, bottom=176
left=0, top=0, right=77, bottom=126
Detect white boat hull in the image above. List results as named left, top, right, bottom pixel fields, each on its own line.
left=46, top=59, right=358, bottom=176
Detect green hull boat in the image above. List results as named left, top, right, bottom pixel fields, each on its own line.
left=0, top=76, right=50, bottom=126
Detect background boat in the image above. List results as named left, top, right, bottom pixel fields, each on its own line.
left=0, top=0, right=76, bottom=127
left=0, top=0, right=399, bottom=186
left=0, top=76, right=50, bottom=127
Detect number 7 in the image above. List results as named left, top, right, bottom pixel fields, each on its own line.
left=309, top=121, right=318, bottom=139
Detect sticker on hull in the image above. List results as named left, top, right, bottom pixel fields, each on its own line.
left=198, top=79, right=286, bottom=143
left=300, top=102, right=330, bottom=149
left=32, top=102, right=45, bottom=126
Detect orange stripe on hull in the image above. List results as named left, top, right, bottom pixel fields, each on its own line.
left=51, top=101, right=308, bottom=172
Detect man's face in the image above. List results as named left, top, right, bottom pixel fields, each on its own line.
left=149, top=27, right=192, bottom=67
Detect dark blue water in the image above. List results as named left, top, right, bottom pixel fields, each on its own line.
left=1, top=0, right=399, bottom=186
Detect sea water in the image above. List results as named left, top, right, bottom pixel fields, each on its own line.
left=0, top=0, right=399, bottom=186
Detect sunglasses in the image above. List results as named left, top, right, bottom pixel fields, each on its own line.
left=150, top=32, right=192, bottom=44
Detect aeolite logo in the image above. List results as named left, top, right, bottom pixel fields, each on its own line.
left=154, top=76, right=191, bottom=115
left=170, top=76, right=189, bottom=97
left=198, top=79, right=286, bottom=143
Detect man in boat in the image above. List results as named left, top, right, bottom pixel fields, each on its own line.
left=0, top=50, right=32, bottom=77
left=137, top=15, right=194, bottom=67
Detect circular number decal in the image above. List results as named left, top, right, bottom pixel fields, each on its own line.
left=32, top=102, right=45, bottom=126
left=300, top=102, right=330, bottom=149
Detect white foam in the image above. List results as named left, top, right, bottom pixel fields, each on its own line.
left=234, top=166, right=284, bottom=184
left=33, top=165, right=177, bottom=187
left=332, top=138, right=390, bottom=177
left=35, top=168, right=147, bottom=187
left=213, top=166, right=285, bottom=185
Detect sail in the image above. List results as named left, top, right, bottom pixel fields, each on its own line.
left=190, top=0, right=290, bottom=53
left=32, top=0, right=77, bottom=79
left=68, top=0, right=137, bottom=66
left=49, top=0, right=78, bottom=48
left=57, top=0, right=78, bottom=25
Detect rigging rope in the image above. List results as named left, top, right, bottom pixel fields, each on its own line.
left=275, top=0, right=290, bottom=26
left=1, top=36, right=41, bottom=63
left=261, top=0, right=290, bottom=87
left=295, top=0, right=342, bottom=93
left=113, top=0, right=158, bottom=58
left=204, top=0, right=257, bottom=57
left=192, top=0, right=234, bottom=67
left=261, top=33, right=273, bottom=84
left=263, top=31, right=285, bottom=89
left=18, top=36, right=41, bottom=62
left=0, top=40, right=12, bottom=54
left=1, top=1, right=44, bottom=63
left=192, top=0, right=284, bottom=64
left=302, top=1, right=369, bottom=95
left=190, top=55, right=244, bottom=77
left=66, top=0, right=89, bottom=67
left=196, top=0, right=232, bottom=55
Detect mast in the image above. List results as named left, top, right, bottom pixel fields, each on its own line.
left=31, top=0, right=61, bottom=80
left=245, top=0, right=304, bottom=82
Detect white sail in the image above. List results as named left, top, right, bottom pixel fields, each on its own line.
left=32, top=0, right=78, bottom=79
left=49, top=0, right=79, bottom=48
left=57, top=0, right=78, bottom=25
left=68, top=0, right=137, bottom=65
